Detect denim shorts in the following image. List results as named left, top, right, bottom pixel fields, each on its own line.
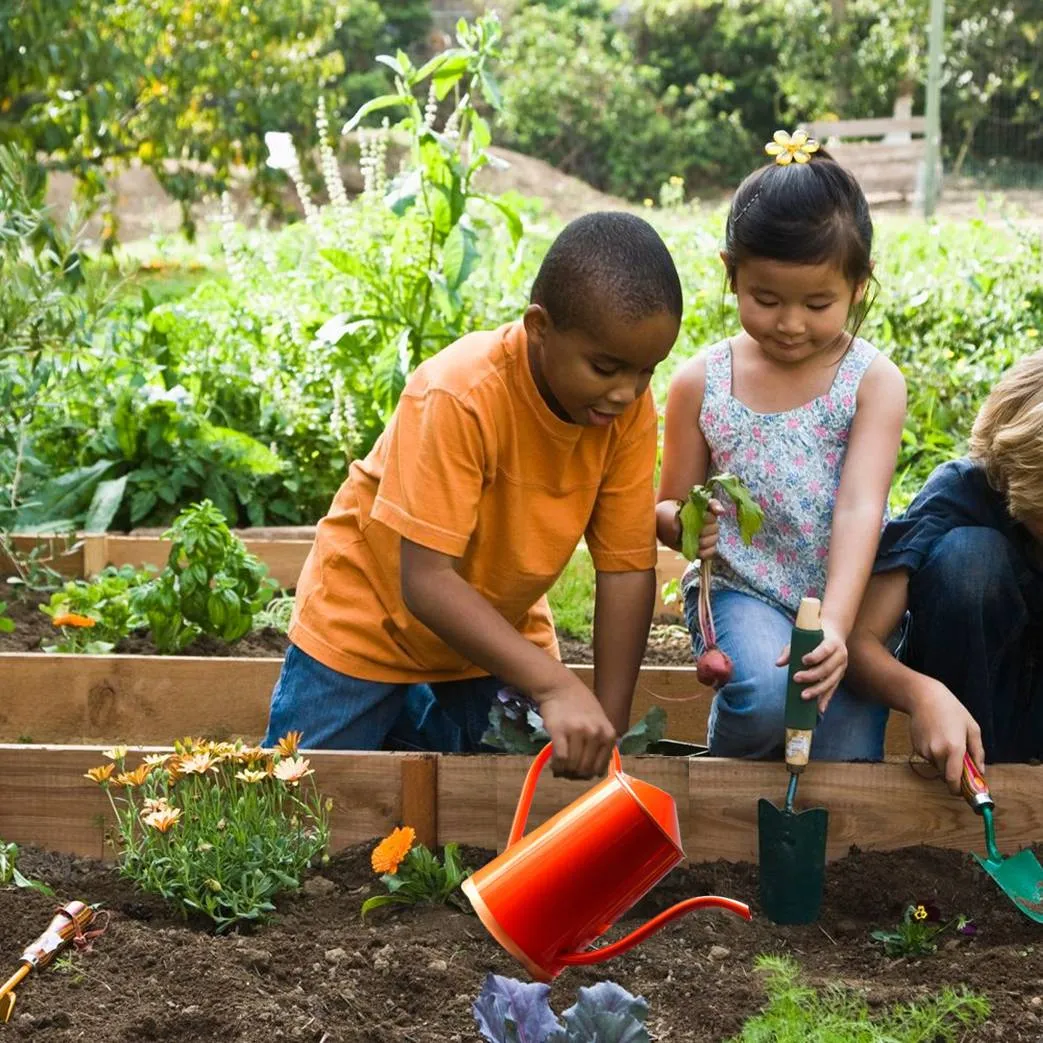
left=262, top=643, right=502, bottom=752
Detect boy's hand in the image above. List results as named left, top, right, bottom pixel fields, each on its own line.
left=535, top=676, right=618, bottom=780
left=777, top=620, right=848, bottom=712
left=908, top=677, right=986, bottom=795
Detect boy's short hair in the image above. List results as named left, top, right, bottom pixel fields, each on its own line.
left=530, top=211, right=683, bottom=334
left=969, top=349, right=1043, bottom=522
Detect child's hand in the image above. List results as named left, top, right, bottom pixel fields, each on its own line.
left=698, top=498, right=724, bottom=560
left=908, top=677, right=986, bottom=795
left=535, top=676, right=619, bottom=780
left=776, top=620, right=848, bottom=712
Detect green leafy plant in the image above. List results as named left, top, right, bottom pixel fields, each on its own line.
left=483, top=689, right=667, bottom=755
left=360, top=826, right=471, bottom=916
left=547, top=549, right=596, bottom=641
left=677, top=473, right=764, bottom=688
left=133, top=500, right=277, bottom=652
left=730, top=954, right=988, bottom=1041
left=85, top=733, right=329, bottom=932
left=252, top=592, right=295, bottom=634
left=39, top=565, right=149, bottom=653
left=0, top=839, right=54, bottom=896
left=871, top=901, right=977, bottom=958
left=474, top=973, right=651, bottom=1043
left=0, top=600, right=13, bottom=634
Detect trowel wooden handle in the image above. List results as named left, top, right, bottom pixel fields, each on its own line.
left=784, top=598, right=822, bottom=772
left=960, top=753, right=994, bottom=813
left=19, top=901, right=94, bottom=969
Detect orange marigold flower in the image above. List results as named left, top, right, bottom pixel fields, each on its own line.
left=276, top=731, right=302, bottom=757
left=143, top=807, right=182, bottom=832
left=52, top=612, right=95, bottom=628
left=371, top=826, right=416, bottom=875
left=84, top=764, right=115, bottom=784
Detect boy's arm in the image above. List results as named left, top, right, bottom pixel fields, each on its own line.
left=592, top=569, right=656, bottom=734
left=795, top=357, right=906, bottom=708
left=401, top=539, right=617, bottom=780
left=847, top=570, right=985, bottom=793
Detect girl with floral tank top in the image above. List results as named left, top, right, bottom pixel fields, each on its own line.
left=656, top=130, right=907, bottom=761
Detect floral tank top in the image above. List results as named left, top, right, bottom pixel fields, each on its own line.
left=681, top=337, right=880, bottom=618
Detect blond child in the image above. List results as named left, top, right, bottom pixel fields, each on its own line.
left=848, top=351, right=1043, bottom=790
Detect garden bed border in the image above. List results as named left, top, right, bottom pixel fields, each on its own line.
left=2, top=745, right=1040, bottom=866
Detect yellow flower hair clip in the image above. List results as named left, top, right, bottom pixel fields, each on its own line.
left=765, top=129, right=820, bottom=165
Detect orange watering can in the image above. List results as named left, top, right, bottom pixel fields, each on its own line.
left=462, top=744, right=751, bottom=982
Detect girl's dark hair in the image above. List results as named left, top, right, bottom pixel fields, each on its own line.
left=724, top=150, right=875, bottom=331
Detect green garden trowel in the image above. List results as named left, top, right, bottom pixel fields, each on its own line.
left=961, top=753, right=1043, bottom=922
left=758, top=597, right=829, bottom=925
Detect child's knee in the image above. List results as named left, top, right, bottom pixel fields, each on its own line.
left=708, top=655, right=787, bottom=757
left=915, top=526, right=1016, bottom=614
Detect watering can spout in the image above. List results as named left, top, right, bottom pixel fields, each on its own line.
left=558, top=896, right=751, bottom=968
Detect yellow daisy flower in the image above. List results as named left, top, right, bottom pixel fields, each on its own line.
left=765, top=128, right=820, bottom=165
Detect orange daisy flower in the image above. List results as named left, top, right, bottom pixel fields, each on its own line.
left=84, top=764, right=115, bottom=784
left=371, top=826, right=416, bottom=875
left=115, top=763, right=152, bottom=788
left=276, top=731, right=302, bottom=757
left=143, top=807, right=182, bottom=832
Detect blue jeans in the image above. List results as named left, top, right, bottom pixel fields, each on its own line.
left=903, top=526, right=1043, bottom=762
left=262, top=644, right=502, bottom=752
left=684, top=588, right=888, bottom=760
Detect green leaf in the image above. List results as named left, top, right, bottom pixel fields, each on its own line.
left=200, top=424, right=284, bottom=476
left=478, top=68, right=503, bottom=111
left=678, top=487, right=711, bottom=562
left=15, top=459, right=116, bottom=529
left=711, top=473, right=765, bottom=545
left=442, top=223, right=480, bottom=290
left=360, top=893, right=408, bottom=918
left=342, top=93, right=408, bottom=135
left=618, top=706, right=667, bottom=754
left=12, top=867, right=54, bottom=896
left=415, top=49, right=467, bottom=82
left=372, top=330, right=410, bottom=420
left=0, top=617, right=13, bottom=634
left=83, top=474, right=128, bottom=532
left=474, top=193, right=523, bottom=248
left=319, top=249, right=366, bottom=278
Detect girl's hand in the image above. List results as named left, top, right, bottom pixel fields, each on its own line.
left=698, top=498, right=724, bottom=560
left=776, top=620, right=848, bottom=712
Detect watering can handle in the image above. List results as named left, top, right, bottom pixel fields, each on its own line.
left=506, top=742, right=622, bottom=848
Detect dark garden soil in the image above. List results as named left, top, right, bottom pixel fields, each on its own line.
left=0, top=591, right=693, bottom=665
left=3, top=841, right=1043, bottom=1042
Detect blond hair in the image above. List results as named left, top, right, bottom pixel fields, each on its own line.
left=969, top=350, right=1043, bottom=522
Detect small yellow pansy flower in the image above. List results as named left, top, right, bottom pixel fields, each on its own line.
left=913, top=904, right=928, bottom=921
left=765, top=129, right=820, bottom=166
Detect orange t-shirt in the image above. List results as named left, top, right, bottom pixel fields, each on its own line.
left=289, top=320, right=658, bottom=682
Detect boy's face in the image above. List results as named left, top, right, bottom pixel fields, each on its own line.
left=523, top=305, right=679, bottom=427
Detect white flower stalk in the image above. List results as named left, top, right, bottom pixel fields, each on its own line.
left=265, top=130, right=319, bottom=224
left=424, top=83, right=438, bottom=128
left=315, top=97, right=350, bottom=213
left=218, top=192, right=249, bottom=288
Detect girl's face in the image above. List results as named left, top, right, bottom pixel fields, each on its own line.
left=729, top=256, right=866, bottom=365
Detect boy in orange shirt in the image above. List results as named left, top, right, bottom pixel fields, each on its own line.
left=263, top=212, right=682, bottom=779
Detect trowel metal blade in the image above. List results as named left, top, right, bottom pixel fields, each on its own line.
left=757, top=797, right=829, bottom=925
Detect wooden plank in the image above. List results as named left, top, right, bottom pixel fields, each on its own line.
left=400, top=753, right=438, bottom=849
left=0, top=654, right=913, bottom=755
left=0, top=654, right=281, bottom=744
left=0, top=745, right=420, bottom=859
left=99, top=535, right=312, bottom=589
left=436, top=752, right=690, bottom=851
left=804, top=117, right=926, bottom=139
left=686, top=757, right=1043, bottom=863
left=0, top=534, right=86, bottom=579
left=441, top=754, right=1043, bottom=863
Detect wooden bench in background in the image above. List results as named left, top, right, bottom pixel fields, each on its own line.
left=800, top=117, right=935, bottom=206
